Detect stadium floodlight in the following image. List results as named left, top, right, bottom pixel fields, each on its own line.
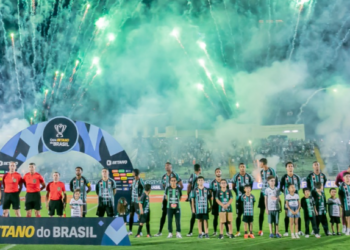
left=292, top=130, right=298, bottom=133
left=284, top=130, right=290, bottom=133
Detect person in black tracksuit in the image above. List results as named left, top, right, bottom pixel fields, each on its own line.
left=165, top=176, right=183, bottom=238
left=300, top=188, right=319, bottom=237
left=154, top=162, right=183, bottom=237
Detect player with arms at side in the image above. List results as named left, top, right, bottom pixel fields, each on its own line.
left=165, top=176, right=183, bottom=239
left=279, top=162, right=302, bottom=236
left=215, top=179, right=234, bottom=239
left=258, top=158, right=278, bottom=236
left=306, top=161, right=327, bottom=191
left=23, top=163, right=46, bottom=217
left=335, top=165, right=350, bottom=233
left=231, top=163, right=254, bottom=237
left=96, top=168, right=117, bottom=217
left=154, top=162, right=183, bottom=237
left=338, top=172, right=350, bottom=236
left=129, top=169, right=145, bottom=235
left=265, top=176, right=282, bottom=238
left=242, top=185, right=256, bottom=239
left=70, top=189, right=83, bottom=217
left=136, top=184, right=152, bottom=238
left=69, top=166, right=91, bottom=217
left=186, top=164, right=202, bottom=237
left=191, top=176, right=212, bottom=239
left=210, top=168, right=230, bottom=236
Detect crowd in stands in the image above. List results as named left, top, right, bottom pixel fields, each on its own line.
left=131, top=136, right=322, bottom=174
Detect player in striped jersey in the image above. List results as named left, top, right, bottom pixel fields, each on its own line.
left=96, top=169, right=116, bottom=217
left=280, top=162, right=303, bottom=236
left=215, top=179, right=234, bottom=239
left=258, top=158, right=278, bottom=236
left=129, top=169, right=145, bottom=235
left=312, top=182, right=329, bottom=236
left=186, top=164, right=201, bottom=237
left=136, top=184, right=152, bottom=238
left=210, top=168, right=229, bottom=236
left=191, top=176, right=212, bottom=239
left=165, top=176, right=183, bottom=238
left=69, top=166, right=91, bottom=217
left=242, top=185, right=256, bottom=239
left=338, top=172, right=350, bottom=235
left=231, top=163, right=253, bottom=236
left=328, top=188, right=341, bottom=235
left=306, top=161, right=327, bottom=191
left=154, top=162, right=183, bottom=237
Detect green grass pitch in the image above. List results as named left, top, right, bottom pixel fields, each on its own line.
left=0, top=189, right=349, bottom=250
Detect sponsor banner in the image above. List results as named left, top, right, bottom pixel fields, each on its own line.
left=0, top=161, right=19, bottom=167
left=0, top=217, right=130, bottom=246
left=150, top=184, right=163, bottom=190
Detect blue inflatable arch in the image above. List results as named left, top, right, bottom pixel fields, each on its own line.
left=0, top=116, right=134, bottom=212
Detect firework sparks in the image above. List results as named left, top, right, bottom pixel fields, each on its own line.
left=217, top=78, right=226, bottom=95
left=69, top=60, right=80, bottom=83
left=198, top=59, right=215, bottom=88
left=198, top=41, right=210, bottom=59
left=43, top=89, right=49, bottom=104
left=170, top=28, right=187, bottom=53
left=11, top=33, right=24, bottom=117
left=197, top=83, right=214, bottom=107
left=289, top=2, right=304, bottom=60
left=31, top=0, right=36, bottom=14
left=295, top=88, right=326, bottom=124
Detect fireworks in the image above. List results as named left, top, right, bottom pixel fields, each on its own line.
left=198, top=59, right=214, bottom=86
left=96, top=17, right=109, bottom=30
left=69, top=60, right=80, bottom=83
left=197, top=83, right=214, bottom=107
left=217, top=78, right=226, bottom=95
left=295, top=88, right=326, bottom=124
left=198, top=41, right=210, bottom=60
left=197, top=83, right=204, bottom=91
left=43, top=90, right=49, bottom=104
left=10, top=33, right=24, bottom=117
left=81, top=4, right=91, bottom=23
left=170, top=28, right=186, bottom=52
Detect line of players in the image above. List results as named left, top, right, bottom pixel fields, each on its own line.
left=125, top=159, right=350, bottom=239
left=0, top=162, right=121, bottom=218
left=2, top=159, right=350, bottom=239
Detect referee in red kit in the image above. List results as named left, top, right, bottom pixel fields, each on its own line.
left=2, top=161, right=23, bottom=217
left=23, top=163, right=46, bottom=217
left=46, top=172, right=66, bottom=217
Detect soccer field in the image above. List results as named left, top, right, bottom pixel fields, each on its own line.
left=0, top=189, right=349, bottom=250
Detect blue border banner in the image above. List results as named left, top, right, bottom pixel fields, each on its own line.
left=0, top=217, right=130, bottom=246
